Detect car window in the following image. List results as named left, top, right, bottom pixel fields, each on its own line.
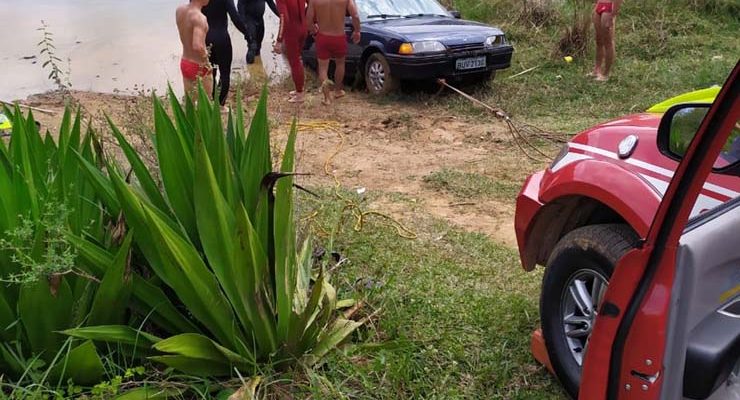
left=717, top=121, right=740, bottom=167
left=686, top=115, right=740, bottom=220
left=355, top=0, right=449, bottom=19
left=669, top=110, right=740, bottom=170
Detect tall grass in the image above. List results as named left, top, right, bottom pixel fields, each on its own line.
left=442, top=0, right=739, bottom=132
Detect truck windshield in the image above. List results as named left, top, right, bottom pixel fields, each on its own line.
left=356, top=0, right=450, bottom=20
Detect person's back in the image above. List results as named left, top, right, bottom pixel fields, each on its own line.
left=306, top=0, right=360, bottom=105
left=176, top=5, right=205, bottom=63
left=312, top=0, right=348, bottom=36
left=176, top=1, right=212, bottom=99
left=203, top=0, right=243, bottom=33
left=202, top=0, right=248, bottom=106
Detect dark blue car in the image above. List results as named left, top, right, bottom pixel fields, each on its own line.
left=302, top=0, right=514, bottom=95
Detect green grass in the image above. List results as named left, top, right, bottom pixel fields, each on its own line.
left=285, top=192, right=564, bottom=399
left=423, top=168, right=521, bottom=201
left=436, top=0, right=740, bottom=133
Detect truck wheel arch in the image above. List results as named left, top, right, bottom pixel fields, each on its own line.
left=520, top=160, right=663, bottom=271
left=522, top=195, right=650, bottom=271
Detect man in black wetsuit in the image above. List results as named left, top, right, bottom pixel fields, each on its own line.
left=202, top=0, right=249, bottom=106
left=238, top=0, right=279, bottom=64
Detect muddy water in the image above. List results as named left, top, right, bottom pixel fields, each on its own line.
left=0, top=0, right=288, bottom=101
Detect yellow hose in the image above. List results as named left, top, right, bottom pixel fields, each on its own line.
left=296, top=120, right=417, bottom=240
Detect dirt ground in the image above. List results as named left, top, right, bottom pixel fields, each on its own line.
left=16, top=85, right=553, bottom=248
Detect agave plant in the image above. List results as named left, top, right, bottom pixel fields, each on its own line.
left=67, top=86, right=362, bottom=376
left=0, top=106, right=123, bottom=384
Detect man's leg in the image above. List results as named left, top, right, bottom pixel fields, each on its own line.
left=284, top=33, right=305, bottom=102
left=334, top=57, right=346, bottom=97
left=592, top=10, right=605, bottom=77
left=255, top=17, right=265, bottom=56
left=600, top=12, right=616, bottom=80
left=183, top=78, right=195, bottom=102
left=202, top=74, right=214, bottom=100
left=318, top=58, right=331, bottom=104
left=245, top=12, right=259, bottom=64
left=209, top=42, right=220, bottom=101
left=217, top=38, right=233, bottom=106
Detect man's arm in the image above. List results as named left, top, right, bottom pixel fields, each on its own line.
left=305, top=1, right=316, bottom=34
left=273, top=0, right=287, bottom=53
left=348, top=0, right=361, bottom=44
left=226, top=0, right=249, bottom=36
left=266, top=0, right=280, bottom=17
left=192, top=16, right=209, bottom=62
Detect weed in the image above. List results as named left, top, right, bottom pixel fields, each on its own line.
left=0, top=202, right=79, bottom=285
left=37, top=20, right=71, bottom=92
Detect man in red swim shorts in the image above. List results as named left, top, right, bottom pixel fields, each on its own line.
left=592, top=0, right=623, bottom=81
left=176, top=0, right=213, bottom=100
left=306, top=0, right=361, bottom=105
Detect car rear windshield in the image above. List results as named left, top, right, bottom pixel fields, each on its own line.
left=356, top=0, right=450, bottom=20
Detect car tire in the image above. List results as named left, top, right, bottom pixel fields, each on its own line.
left=365, top=53, right=399, bottom=96
left=540, top=224, right=639, bottom=399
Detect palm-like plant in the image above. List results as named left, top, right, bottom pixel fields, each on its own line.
left=67, top=87, right=362, bottom=376
left=0, top=106, right=121, bottom=384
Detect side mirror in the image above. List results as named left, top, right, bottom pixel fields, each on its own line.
left=450, top=10, right=462, bottom=19
left=657, top=103, right=740, bottom=173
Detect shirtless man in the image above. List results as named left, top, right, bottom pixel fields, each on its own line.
left=591, top=0, right=623, bottom=81
left=306, top=0, right=361, bottom=105
left=176, top=0, right=213, bottom=99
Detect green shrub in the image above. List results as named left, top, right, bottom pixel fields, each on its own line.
left=0, top=106, right=117, bottom=386
left=66, top=86, right=363, bottom=377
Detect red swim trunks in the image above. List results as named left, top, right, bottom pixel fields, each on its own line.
left=315, top=32, right=348, bottom=60
left=595, top=1, right=613, bottom=15
left=180, top=58, right=211, bottom=81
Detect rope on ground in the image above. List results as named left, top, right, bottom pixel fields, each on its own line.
left=436, top=79, right=567, bottom=163
left=296, top=121, right=417, bottom=240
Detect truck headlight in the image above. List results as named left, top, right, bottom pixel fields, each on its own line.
left=484, top=35, right=506, bottom=47
left=399, top=41, right=446, bottom=55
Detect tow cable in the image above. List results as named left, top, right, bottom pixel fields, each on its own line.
left=436, top=78, right=567, bottom=163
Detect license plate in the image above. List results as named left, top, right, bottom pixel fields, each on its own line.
left=456, top=56, right=486, bottom=70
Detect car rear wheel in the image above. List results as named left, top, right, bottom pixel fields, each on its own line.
left=365, top=53, right=399, bottom=96
left=540, top=224, right=639, bottom=398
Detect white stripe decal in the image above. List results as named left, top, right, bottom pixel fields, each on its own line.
left=567, top=143, right=740, bottom=199
left=639, top=174, right=722, bottom=217
left=551, top=152, right=592, bottom=172
left=639, top=173, right=669, bottom=194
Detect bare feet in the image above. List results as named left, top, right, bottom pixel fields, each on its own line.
left=595, top=74, right=609, bottom=82
left=334, top=89, right=346, bottom=99
left=288, top=92, right=305, bottom=103
left=320, top=79, right=334, bottom=106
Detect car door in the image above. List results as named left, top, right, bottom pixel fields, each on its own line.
left=662, top=199, right=740, bottom=400
left=579, top=62, right=740, bottom=399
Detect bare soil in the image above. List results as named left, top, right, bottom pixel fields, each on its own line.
left=17, top=86, right=553, bottom=247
